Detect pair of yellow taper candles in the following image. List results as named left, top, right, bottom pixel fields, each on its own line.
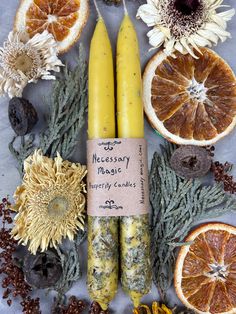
left=88, top=2, right=151, bottom=310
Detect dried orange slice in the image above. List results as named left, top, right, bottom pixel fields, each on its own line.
left=175, top=223, right=236, bottom=314
left=143, top=48, right=236, bottom=146
left=14, top=0, right=89, bottom=53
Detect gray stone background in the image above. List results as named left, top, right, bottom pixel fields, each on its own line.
left=0, top=0, right=235, bottom=313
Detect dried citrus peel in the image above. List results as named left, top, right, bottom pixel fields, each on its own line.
left=14, top=0, right=89, bottom=54
left=143, top=48, right=236, bottom=146
left=175, top=223, right=236, bottom=314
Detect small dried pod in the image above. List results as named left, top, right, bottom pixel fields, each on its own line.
left=23, top=249, right=62, bottom=289
left=8, top=97, right=38, bottom=136
left=170, top=146, right=212, bottom=179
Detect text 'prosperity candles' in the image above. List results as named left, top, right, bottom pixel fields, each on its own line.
left=87, top=12, right=119, bottom=311
left=117, top=4, right=151, bottom=308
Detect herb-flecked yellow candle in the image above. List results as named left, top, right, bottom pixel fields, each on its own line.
left=117, top=6, right=152, bottom=308
left=87, top=13, right=118, bottom=310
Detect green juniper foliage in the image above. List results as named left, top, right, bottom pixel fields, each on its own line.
left=9, top=134, right=35, bottom=177
left=54, top=229, right=86, bottom=306
left=9, top=45, right=88, bottom=177
left=150, top=143, right=236, bottom=299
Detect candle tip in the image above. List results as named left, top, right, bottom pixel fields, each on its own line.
left=93, top=0, right=102, bottom=18
left=122, top=0, right=128, bottom=15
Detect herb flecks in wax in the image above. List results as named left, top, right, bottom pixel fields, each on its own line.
left=150, top=143, right=236, bottom=298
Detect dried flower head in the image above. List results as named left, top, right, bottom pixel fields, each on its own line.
left=137, top=0, right=235, bottom=57
left=0, top=30, right=63, bottom=98
left=12, top=150, right=87, bottom=254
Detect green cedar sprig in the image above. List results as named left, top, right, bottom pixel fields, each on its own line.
left=150, top=142, right=236, bottom=300
left=9, top=44, right=88, bottom=176
left=39, top=45, right=87, bottom=159
left=53, top=229, right=86, bottom=306
left=9, top=135, right=35, bottom=178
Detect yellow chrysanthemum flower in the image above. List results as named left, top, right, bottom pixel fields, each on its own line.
left=12, top=150, right=87, bottom=254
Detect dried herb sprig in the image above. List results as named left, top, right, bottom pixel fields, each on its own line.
left=9, top=135, right=35, bottom=177
left=39, top=45, right=87, bottom=159
left=9, top=44, right=88, bottom=176
left=53, top=230, right=86, bottom=309
left=150, top=143, right=236, bottom=299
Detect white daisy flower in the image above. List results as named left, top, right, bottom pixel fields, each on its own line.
left=0, top=30, right=64, bottom=98
left=137, top=0, right=235, bottom=58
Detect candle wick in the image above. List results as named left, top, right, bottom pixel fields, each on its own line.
left=122, top=0, right=128, bottom=15
left=93, top=0, right=102, bottom=18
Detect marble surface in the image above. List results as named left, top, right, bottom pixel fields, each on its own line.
left=0, top=0, right=236, bottom=313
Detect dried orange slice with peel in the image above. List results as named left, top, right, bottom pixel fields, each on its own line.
left=175, top=223, right=236, bottom=314
left=14, top=0, right=89, bottom=53
left=143, top=48, right=236, bottom=146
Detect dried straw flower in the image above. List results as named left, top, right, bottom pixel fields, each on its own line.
left=0, top=30, right=63, bottom=98
left=11, top=150, right=87, bottom=254
left=137, top=0, right=235, bottom=57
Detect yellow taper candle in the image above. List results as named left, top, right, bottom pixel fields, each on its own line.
left=117, top=2, right=151, bottom=308
left=87, top=6, right=119, bottom=310
left=88, top=12, right=115, bottom=139
left=117, top=7, right=144, bottom=138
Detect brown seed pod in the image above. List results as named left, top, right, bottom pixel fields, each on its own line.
left=170, top=146, right=212, bottom=179
left=8, top=97, right=38, bottom=136
left=23, top=249, right=62, bottom=289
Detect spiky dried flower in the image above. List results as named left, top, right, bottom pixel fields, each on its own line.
left=0, top=30, right=63, bottom=98
left=137, top=0, right=235, bottom=58
left=11, top=150, right=87, bottom=254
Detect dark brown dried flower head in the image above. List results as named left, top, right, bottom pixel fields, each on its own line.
left=8, top=97, right=38, bottom=136
left=170, top=145, right=212, bottom=179
left=23, top=249, right=62, bottom=289
left=174, top=0, right=201, bottom=15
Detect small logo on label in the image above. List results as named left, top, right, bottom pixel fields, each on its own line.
left=99, top=199, right=123, bottom=210
left=98, top=140, right=122, bottom=151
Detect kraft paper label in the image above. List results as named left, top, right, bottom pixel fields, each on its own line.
left=87, top=138, right=149, bottom=217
